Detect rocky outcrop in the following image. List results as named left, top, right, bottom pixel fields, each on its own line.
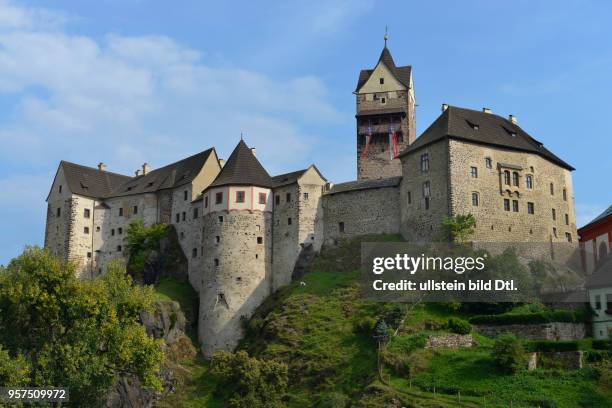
left=140, top=300, right=186, bottom=345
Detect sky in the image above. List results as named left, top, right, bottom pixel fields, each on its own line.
left=0, top=0, right=611, bottom=265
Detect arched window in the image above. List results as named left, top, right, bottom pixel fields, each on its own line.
left=504, top=170, right=510, bottom=185
left=512, top=172, right=519, bottom=187
left=471, top=192, right=479, bottom=207
left=526, top=175, right=533, bottom=189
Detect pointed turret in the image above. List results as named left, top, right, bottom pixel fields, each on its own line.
left=208, top=140, right=272, bottom=189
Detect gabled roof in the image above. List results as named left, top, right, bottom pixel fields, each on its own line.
left=208, top=140, right=272, bottom=189
left=111, top=148, right=216, bottom=197
left=356, top=46, right=412, bottom=92
left=398, top=106, right=574, bottom=171
left=271, top=165, right=327, bottom=188
left=579, top=204, right=612, bottom=232
left=325, top=176, right=402, bottom=196
left=59, top=161, right=131, bottom=199
left=55, top=148, right=216, bottom=200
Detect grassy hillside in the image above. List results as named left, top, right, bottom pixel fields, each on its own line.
left=158, top=235, right=612, bottom=407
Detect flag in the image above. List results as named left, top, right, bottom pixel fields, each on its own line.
left=389, top=125, right=399, bottom=159
left=361, top=125, right=373, bottom=159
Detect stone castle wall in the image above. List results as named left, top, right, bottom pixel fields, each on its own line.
left=322, top=185, right=401, bottom=245
left=272, top=184, right=300, bottom=290
left=474, top=322, right=585, bottom=341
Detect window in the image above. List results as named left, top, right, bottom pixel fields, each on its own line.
left=286, top=193, right=291, bottom=202
left=176, top=213, right=180, bottom=223
left=192, top=248, right=197, bottom=258
left=379, top=77, right=384, bottom=84
left=553, top=227, right=557, bottom=238
left=133, top=205, right=138, bottom=215
left=118, top=227, right=123, bottom=235
left=214, top=258, right=219, bottom=267
left=407, top=191, right=412, bottom=204
left=288, top=217, right=292, bottom=225
left=552, top=208, right=556, bottom=221
left=381, top=97, right=386, bottom=104
left=425, top=197, right=430, bottom=210
left=512, top=200, right=519, bottom=212
left=215, top=192, right=223, bottom=204
left=565, top=214, right=569, bottom=225
left=550, top=182, right=554, bottom=195
left=84, top=208, right=91, bottom=218
left=512, top=172, right=519, bottom=187
left=422, top=181, right=430, bottom=198
left=485, top=157, right=492, bottom=169
left=303, top=192, right=309, bottom=200
left=87, top=252, right=92, bottom=259
left=608, top=294, right=612, bottom=311
left=119, top=208, right=123, bottom=216
left=470, top=166, right=478, bottom=178
left=274, top=195, right=280, bottom=206
left=472, top=192, right=479, bottom=206
left=504, top=170, right=510, bottom=185
left=193, top=208, right=199, bottom=219
left=117, top=245, right=122, bottom=252
left=526, top=175, right=533, bottom=189
left=84, top=226, right=89, bottom=234
left=339, top=222, right=345, bottom=233
left=111, top=229, right=115, bottom=236
left=218, top=216, right=224, bottom=223
left=420, top=153, right=430, bottom=172
left=563, top=188, right=567, bottom=201
left=96, top=226, right=100, bottom=232
left=236, top=191, right=245, bottom=203
left=56, top=207, right=61, bottom=217
left=257, top=237, right=263, bottom=244
left=184, top=190, right=188, bottom=201
left=182, top=212, right=186, bottom=221
left=215, top=236, right=220, bottom=244
left=527, top=202, right=534, bottom=214
left=595, top=295, right=601, bottom=310
left=565, top=233, right=572, bottom=243
left=59, top=185, right=62, bottom=193
left=503, top=199, right=510, bottom=211
left=259, top=193, right=267, bottom=204
left=204, top=196, right=209, bottom=208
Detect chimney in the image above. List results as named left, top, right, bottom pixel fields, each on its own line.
left=509, top=114, right=517, bottom=124
left=142, top=163, right=150, bottom=175
left=98, top=162, right=107, bottom=171
left=482, top=107, right=492, bottom=114
left=219, top=159, right=225, bottom=168
left=441, top=103, right=449, bottom=112
left=135, top=169, right=141, bottom=177
left=251, top=148, right=257, bottom=157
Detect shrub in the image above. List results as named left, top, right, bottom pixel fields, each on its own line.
left=592, top=339, right=612, bottom=351
left=373, top=319, right=390, bottom=344
left=353, top=316, right=377, bottom=335
left=317, top=391, right=349, bottom=408
left=446, top=317, right=471, bottom=334
left=492, top=333, right=526, bottom=373
left=525, top=340, right=580, bottom=353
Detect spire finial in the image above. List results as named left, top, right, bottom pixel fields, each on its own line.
left=240, top=132, right=243, bottom=141
left=384, top=26, right=388, bottom=47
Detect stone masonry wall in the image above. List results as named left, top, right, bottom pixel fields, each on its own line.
left=271, top=184, right=300, bottom=291
left=474, top=322, right=586, bottom=341
left=322, top=185, right=400, bottom=245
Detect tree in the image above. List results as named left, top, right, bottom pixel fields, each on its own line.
left=373, top=319, right=390, bottom=344
left=492, top=333, right=526, bottom=373
left=211, top=351, right=288, bottom=408
left=0, top=247, right=164, bottom=407
left=441, top=214, right=476, bottom=243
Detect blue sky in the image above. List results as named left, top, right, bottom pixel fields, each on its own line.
left=0, top=0, right=611, bottom=265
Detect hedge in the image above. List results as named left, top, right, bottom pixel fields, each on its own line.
left=469, top=310, right=588, bottom=326
left=524, top=340, right=580, bottom=353
left=592, top=339, right=612, bottom=350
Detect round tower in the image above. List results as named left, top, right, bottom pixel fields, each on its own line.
left=198, top=140, right=273, bottom=356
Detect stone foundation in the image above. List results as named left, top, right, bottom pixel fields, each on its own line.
left=474, top=322, right=585, bottom=341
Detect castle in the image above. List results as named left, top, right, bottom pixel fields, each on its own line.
left=44, top=41, right=578, bottom=356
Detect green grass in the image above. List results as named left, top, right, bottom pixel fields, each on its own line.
left=154, top=277, right=198, bottom=332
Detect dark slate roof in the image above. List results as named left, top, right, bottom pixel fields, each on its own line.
left=111, top=148, right=215, bottom=197
left=271, top=165, right=327, bottom=188
left=579, top=204, right=612, bottom=231
left=355, top=46, right=412, bottom=91
left=398, top=106, right=575, bottom=171
left=585, top=255, right=612, bottom=289
left=325, top=176, right=402, bottom=195
left=208, top=140, right=272, bottom=189
left=59, top=161, right=131, bottom=199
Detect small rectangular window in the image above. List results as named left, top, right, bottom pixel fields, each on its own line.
left=236, top=191, right=245, bottom=203
left=552, top=208, right=556, bottom=221
left=288, top=217, right=292, bottom=225
left=182, top=212, right=186, bottom=221
left=59, top=185, right=62, bottom=193
left=117, top=245, right=122, bottom=252
left=424, top=197, right=430, bottom=210
left=565, top=214, right=569, bottom=225
left=184, top=190, right=188, bottom=201
left=286, top=193, right=291, bottom=202
left=192, top=248, right=197, bottom=258
left=553, top=227, right=558, bottom=238
left=485, top=157, right=492, bottom=169
left=84, top=226, right=89, bottom=234
left=87, top=252, right=92, bottom=259
left=550, top=183, right=554, bottom=195
left=595, top=295, right=601, bottom=310
left=193, top=208, right=199, bottom=219
left=96, top=226, right=100, bottom=232
left=470, top=166, right=478, bottom=178
left=420, top=153, right=430, bottom=172
left=119, top=207, right=123, bottom=216
left=565, top=232, right=572, bottom=243
left=215, top=192, right=223, bottom=204
left=176, top=213, right=180, bottom=223
left=204, top=196, right=209, bottom=208
left=303, top=192, right=309, bottom=200
left=339, top=222, right=345, bottom=233
left=111, top=229, right=115, bottom=236
left=215, top=236, right=220, bottom=244
left=503, top=199, right=510, bottom=212
left=133, top=205, right=138, bottom=215
left=563, top=188, right=567, bottom=201
left=472, top=193, right=479, bottom=207
left=259, top=193, right=267, bottom=204
left=257, top=237, right=263, bottom=244
left=218, top=216, right=224, bottom=223
left=275, top=195, right=280, bottom=205
left=379, top=77, right=384, bottom=84
left=512, top=200, right=519, bottom=212
left=527, top=202, right=534, bottom=214
left=214, top=259, right=219, bottom=267
left=407, top=191, right=411, bottom=204
left=57, top=207, right=61, bottom=217
left=84, top=208, right=91, bottom=218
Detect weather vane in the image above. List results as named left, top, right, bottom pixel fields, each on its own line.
left=384, top=26, right=388, bottom=46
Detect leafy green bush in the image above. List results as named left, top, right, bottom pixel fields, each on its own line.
left=525, top=340, right=580, bottom=353
left=492, top=333, right=526, bottom=373
left=469, top=309, right=587, bottom=325
left=126, top=219, right=168, bottom=275
left=211, top=350, right=288, bottom=408
left=584, top=350, right=609, bottom=363
left=592, top=339, right=612, bottom=351
left=317, top=391, right=349, bottom=408
left=354, top=316, right=377, bottom=335
left=446, top=317, right=471, bottom=334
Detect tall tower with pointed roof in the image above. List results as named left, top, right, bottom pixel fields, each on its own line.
left=355, top=39, right=416, bottom=180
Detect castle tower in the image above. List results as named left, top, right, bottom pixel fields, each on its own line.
left=198, top=140, right=274, bottom=356
left=355, top=36, right=416, bottom=180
